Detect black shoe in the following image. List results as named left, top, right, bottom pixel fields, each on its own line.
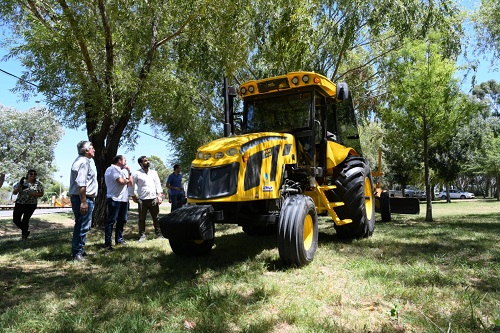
left=115, top=241, right=128, bottom=246
left=102, top=244, right=114, bottom=252
left=73, top=254, right=87, bottom=262
left=137, top=234, right=147, bottom=242
left=21, top=230, right=31, bottom=241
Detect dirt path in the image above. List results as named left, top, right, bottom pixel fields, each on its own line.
left=0, top=211, right=75, bottom=237
left=0, top=202, right=171, bottom=237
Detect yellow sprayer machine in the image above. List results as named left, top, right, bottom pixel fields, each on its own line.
left=160, top=72, right=409, bottom=266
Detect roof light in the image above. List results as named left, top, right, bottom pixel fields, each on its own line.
left=291, top=77, right=299, bottom=85
left=203, top=153, right=212, bottom=160
left=248, top=85, right=255, bottom=93
left=302, top=75, right=309, bottom=83
left=214, top=152, right=224, bottom=159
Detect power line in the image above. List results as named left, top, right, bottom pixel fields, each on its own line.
left=0, top=68, right=38, bottom=87
left=136, top=129, right=170, bottom=143
left=1, top=67, right=167, bottom=143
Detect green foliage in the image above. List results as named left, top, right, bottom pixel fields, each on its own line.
left=472, top=79, right=500, bottom=117
left=0, top=105, right=63, bottom=187
left=145, top=0, right=464, bottom=167
left=0, top=0, right=465, bottom=219
left=429, top=95, right=486, bottom=184
left=379, top=33, right=477, bottom=218
left=474, top=0, right=500, bottom=64
left=147, top=155, right=170, bottom=193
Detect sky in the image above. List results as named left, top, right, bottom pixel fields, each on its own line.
left=1, top=33, right=498, bottom=187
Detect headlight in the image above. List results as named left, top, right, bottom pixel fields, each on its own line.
left=226, top=148, right=237, bottom=156
left=197, top=151, right=203, bottom=159
left=214, top=152, right=224, bottom=159
left=203, top=153, right=212, bottom=160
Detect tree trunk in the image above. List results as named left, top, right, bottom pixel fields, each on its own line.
left=497, top=174, right=500, bottom=201
left=445, top=183, right=451, bottom=203
left=89, top=129, right=121, bottom=227
left=423, top=119, right=433, bottom=222
left=0, top=173, right=4, bottom=188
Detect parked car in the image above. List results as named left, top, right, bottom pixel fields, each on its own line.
left=389, top=187, right=425, bottom=200
left=438, top=189, right=475, bottom=199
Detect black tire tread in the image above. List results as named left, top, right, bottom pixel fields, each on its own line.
left=332, top=156, right=375, bottom=239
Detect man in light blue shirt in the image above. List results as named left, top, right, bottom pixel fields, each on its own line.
left=69, top=141, right=98, bottom=261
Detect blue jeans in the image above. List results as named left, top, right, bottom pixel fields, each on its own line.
left=71, top=196, right=94, bottom=257
left=105, top=199, right=128, bottom=245
left=171, top=194, right=186, bottom=211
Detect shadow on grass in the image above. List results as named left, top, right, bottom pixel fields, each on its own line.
left=1, top=210, right=498, bottom=332
left=359, top=213, right=500, bottom=293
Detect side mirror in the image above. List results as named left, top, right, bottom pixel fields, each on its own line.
left=336, top=82, right=348, bottom=101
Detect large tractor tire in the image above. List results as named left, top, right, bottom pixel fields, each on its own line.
left=168, top=238, right=214, bottom=256
left=159, top=205, right=215, bottom=256
left=277, top=194, right=318, bottom=266
left=332, top=156, right=375, bottom=239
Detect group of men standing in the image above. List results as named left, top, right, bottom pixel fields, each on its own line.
left=69, top=140, right=184, bottom=262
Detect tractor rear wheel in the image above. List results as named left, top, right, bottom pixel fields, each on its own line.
left=277, top=194, right=318, bottom=266
left=332, top=156, right=375, bottom=239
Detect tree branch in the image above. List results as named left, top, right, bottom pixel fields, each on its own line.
left=58, top=0, right=98, bottom=87
left=155, top=14, right=194, bottom=49
left=337, top=45, right=403, bottom=81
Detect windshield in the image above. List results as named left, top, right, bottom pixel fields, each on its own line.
left=243, top=92, right=312, bottom=133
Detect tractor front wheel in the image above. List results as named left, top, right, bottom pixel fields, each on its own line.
left=277, top=194, right=318, bottom=266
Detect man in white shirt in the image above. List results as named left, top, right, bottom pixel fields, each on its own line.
left=129, top=156, right=163, bottom=242
left=104, top=155, right=132, bottom=250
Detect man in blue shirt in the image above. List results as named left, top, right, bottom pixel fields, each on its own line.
left=166, top=164, right=185, bottom=211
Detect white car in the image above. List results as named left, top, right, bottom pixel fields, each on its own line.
left=438, top=189, right=475, bottom=199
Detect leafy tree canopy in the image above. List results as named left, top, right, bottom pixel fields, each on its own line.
left=0, top=105, right=63, bottom=188
left=148, top=0, right=464, bottom=166
left=379, top=33, right=476, bottom=219
left=474, top=0, right=500, bottom=64
left=472, top=79, right=500, bottom=116
left=0, top=0, right=464, bottom=222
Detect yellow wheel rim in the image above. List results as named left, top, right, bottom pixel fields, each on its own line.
left=303, top=214, right=313, bottom=250
left=364, top=177, right=374, bottom=220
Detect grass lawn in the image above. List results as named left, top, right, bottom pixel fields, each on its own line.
left=0, top=199, right=498, bottom=332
